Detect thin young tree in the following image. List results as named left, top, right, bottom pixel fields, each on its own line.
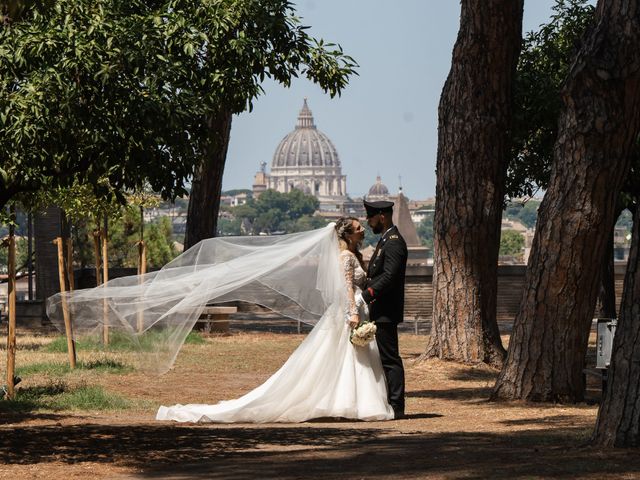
left=426, top=0, right=524, bottom=367
left=493, top=0, right=640, bottom=402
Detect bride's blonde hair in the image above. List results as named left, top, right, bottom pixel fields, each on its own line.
left=334, top=217, right=365, bottom=269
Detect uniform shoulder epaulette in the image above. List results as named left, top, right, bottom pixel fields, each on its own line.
left=388, top=234, right=399, bottom=240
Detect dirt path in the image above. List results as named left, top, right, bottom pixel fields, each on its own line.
left=1, top=333, right=638, bottom=479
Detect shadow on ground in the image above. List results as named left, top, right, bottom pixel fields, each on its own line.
left=0, top=422, right=637, bottom=479
left=448, top=368, right=498, bottom=382
left=407, top=387, right=493, bottom=401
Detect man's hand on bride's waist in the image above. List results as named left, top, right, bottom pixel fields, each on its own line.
left=362, top=287, right=376, bottom=304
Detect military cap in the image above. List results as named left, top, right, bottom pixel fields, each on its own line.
left=363, top=200, right=394, bottom=218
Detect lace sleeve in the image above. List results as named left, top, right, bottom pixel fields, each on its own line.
left=341, top=251, right=359, bottom=317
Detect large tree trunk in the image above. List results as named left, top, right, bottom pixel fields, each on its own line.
left=426, top=0, right=523, bottom=368
left=184, top=110, right=233, bottom=250
left=493, top=0, right=640, bottom=402
left=592, top=205, right=640, bottom=446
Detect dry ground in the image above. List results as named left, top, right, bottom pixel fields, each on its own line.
left=1, top=329, right=639, bottom=479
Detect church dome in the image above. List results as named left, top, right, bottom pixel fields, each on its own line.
left=272, top=99, right=340, bottom=169
left=368, top=176, right=389, bottom=198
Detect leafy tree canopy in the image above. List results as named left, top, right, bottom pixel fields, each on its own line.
left=503, top=200, right=540, bottom=229
left=229, top=188, right=325, bottom=234
left=416, top=208, right=435, bottom=251
left=508, top=0, right=595, bottom=199
left=0, top=0, right=357, bottom=215
left=72, top=205, right=177, bottom=269
left=222, top=189, right=253, bottom=197
left=499, top=230, right=525, bottom=256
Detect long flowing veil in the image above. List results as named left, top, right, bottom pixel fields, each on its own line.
left=47, top=223, right=346, bottom=373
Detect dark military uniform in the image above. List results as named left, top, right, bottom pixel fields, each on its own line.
left=362, top=224, right=408, bottom=417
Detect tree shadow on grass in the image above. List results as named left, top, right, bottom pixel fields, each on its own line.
left=0, top=382, right=68, bottom=414
left=0, top=423, right=636, bottom=479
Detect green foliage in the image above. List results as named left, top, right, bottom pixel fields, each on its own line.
left=217, top=216, right=243, bottom=236
left=222, top=189, right=252, bottom=197
left=503, top=200, right=540, bottom=229
left=1, top=1, right=194, bottom=207
left=231, top=189, right=322, bottom=234
left=16, top=358, right=133, bottom=376
left=0, top=381, right=131, bottom=412
left=51, top=384, right=131, bottom=410
left=291, top=215, right=330, bottom=233
left=0, top=0, right=357, bottom=213
left=500, top=230, right=525, bottom=256
left=71, top=205, right=177, bottom=269
left=508, top=0, right=595, bottom=198
left=0, top=236, right=29, bottom=274
left=416, top=209, right=435, bottom=250
left=143, top=217, right=176, bottom=267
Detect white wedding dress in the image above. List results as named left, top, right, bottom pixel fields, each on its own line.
left=156, top=250, right=394, bottom=423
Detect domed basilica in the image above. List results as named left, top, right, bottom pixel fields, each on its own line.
left=250, top=99, right=424, bottom=251
left=253, top=99, right=348, bottom=212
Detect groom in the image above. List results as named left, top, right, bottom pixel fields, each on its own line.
left=362, top=200, right=408, bottom=419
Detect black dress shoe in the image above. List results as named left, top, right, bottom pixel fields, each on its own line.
left=393, top=408, right=405, bottom=420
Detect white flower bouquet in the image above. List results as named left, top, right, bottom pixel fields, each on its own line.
left=350, top=321, right=377, bottom=347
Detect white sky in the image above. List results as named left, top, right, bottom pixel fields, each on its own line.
left=223, top=1, right=593, bottom=200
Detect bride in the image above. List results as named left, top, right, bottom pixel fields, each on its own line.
left=47, top=218, right=393, bottom=423
left=157, top=217, right=393, bottom=422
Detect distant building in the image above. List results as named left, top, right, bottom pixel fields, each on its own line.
left=252, top=162, right=268, bottom=199
left=367, top=175, right=390, bottom=201
left=220, top=192, right=249, bottom=207
left=252, top=99, right=348, bottom=212
left=363, top=176, right=427, bottom=263
left=411, top=205, right=434, bottom=224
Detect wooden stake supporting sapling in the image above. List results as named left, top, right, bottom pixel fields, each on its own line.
left=102, top=217, right=109, bottom=345
left=4, top=209, right=17, bottom=398
left=137, top=206, right=147, bottom=333
left=54, top=237, right=76, bottom=369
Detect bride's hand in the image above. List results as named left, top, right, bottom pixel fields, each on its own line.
left=348, top=314, right=359, bottom=329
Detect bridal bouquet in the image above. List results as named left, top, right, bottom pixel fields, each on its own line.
left=350, top=321, right=377, bottom=347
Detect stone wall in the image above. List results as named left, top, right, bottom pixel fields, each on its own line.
left=403, top=264, right=627, bottom=332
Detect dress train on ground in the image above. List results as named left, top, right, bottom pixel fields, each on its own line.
left=156, top=304, right=393, bottom=423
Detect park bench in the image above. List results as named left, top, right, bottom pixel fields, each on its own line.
left=183, top=306, right=238, bottom=333
left=198, top=306, right=238, bottom=333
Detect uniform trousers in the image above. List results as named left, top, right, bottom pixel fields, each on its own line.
left=375, top=322, right=405, bottom=414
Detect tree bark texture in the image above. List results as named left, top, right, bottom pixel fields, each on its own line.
left=427, top=0, right=523, bottom=368
left=184, top=110, right=233, bottom=250
left=592, top=205, right=640, bottom=446
left=493, top=0, right=640, bottom=402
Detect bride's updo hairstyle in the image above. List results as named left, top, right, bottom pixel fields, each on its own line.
left=335, top=217, right=365, bottom=268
